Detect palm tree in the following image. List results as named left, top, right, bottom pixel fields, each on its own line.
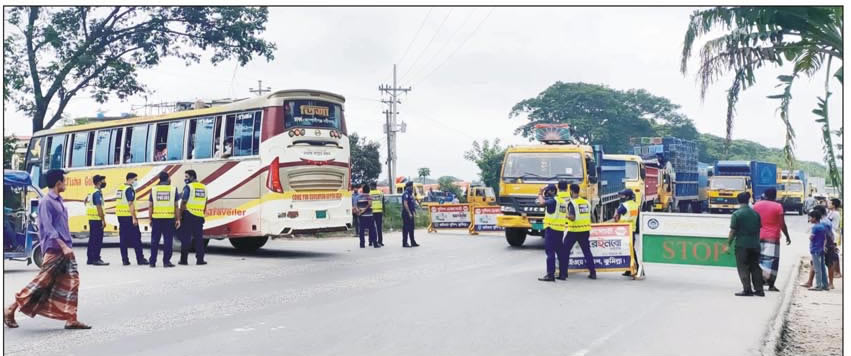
left=418, top=167, right=431, bottom=184
left=680, top=6, right=842, bottom=196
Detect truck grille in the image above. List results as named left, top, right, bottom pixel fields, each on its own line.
left=287, top=170, right=344, bottom=191
left=712, top=197, right=738, bottom=204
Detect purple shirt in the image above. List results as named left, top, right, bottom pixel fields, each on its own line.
left=38, top=190, right=72, bottom=254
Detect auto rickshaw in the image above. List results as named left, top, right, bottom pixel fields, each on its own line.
left=3, top=170, right=44, bottom=267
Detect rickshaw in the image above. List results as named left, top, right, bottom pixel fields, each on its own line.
left=3, top=170, right=44, bottom=267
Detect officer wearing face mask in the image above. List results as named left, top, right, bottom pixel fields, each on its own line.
left=84, top=175, right=109, bottom=266
left=536, top=183, right=567, bottom=282
left=116, top=172, right=148, bottom=266
left=614, top=189, right=640, bottom=277
left=178, top=169, right=208, bottom=265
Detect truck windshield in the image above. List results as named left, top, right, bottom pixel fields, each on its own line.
left=624, top=161, right=639, bottom=181
left=710, top=177, right=746, bottom=190
left=502, top=152, right=583, bottom=180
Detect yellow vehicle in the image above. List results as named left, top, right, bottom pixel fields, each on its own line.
left=496, top=124, right=623, bottom=247
left=395, top=182, right=425, bottom=202
left=777, top=169, right=805, bottom=215
left=603, top=154, right=653, bottom=211
left=466, top=185, right=496, bottom=206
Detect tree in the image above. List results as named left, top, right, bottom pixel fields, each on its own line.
left=464, top=138, right=507, bottom=195
left=4, top=135, right=16, bottom=169
left=4, top=6, right=276, bottom=133
left=438, top=176, right=463, bottom=202
left=349, top=132, right=381, bottom=187
left=509, top=82, right=699, bottom=154
left=417, top=167, right=430, bottom=184
left=680, top=6, right=842, bottom=196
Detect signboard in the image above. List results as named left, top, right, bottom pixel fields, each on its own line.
left=471, top=206, right=504, bottom=232
left=428, top=204, right=472, bottom=230
left=567, top=223, right=634, bottom=272
left=640, top=212, right=735, bottom=267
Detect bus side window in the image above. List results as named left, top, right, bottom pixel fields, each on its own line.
left=44, top=134, right=67, bottom=170
left=94, top=130, right=111, bottom=166
left=125, top=125, right=150, bottom=164
left=152, top=120, right=185, bottom=161
left=26, top=137, right=44, bottom=188
left=189, top=117, right=215, bottom=159
left=69, top=131, right=93, bottom=168
left=111, top=128, right=123, bottom=165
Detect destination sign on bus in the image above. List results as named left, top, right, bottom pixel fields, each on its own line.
left=299, top=105, right=329, bottom=117
left=285, top=100, right=342, bottom=130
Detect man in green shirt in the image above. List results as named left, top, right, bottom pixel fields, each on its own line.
left=728, top=192, right=764, bottom=297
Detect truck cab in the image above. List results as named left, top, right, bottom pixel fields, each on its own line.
left=708, top=161, right=751, bottom=214
left=395, top=182, right=425, bottom=203
left=467, top=185, right=496, bottom=206
left=777, top=169, right=805, bottom=215
left=603, top=154, right=653, bottom=211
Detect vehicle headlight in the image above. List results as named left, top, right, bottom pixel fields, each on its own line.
left=501, top=206, right=516, bottom=213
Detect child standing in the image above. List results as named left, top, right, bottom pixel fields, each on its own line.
left=808, top=210, right=830, bottom=291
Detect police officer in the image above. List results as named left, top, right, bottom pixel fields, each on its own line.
left=614, top=189, right=640, bottom=277
left=177, top=169, right=208, bottom=265
left=536, top=182, right=568, bottom=282
left=352, top=183, right=361, bottom=237
left=116, top=172, right=148, bottom=266
left=84, top=175, right=109, bottom=266
left=402, top=181, right=420, bottom=248
left=148, top=172, right=179, bottom=268
left=563, top=183, right=596, bottom=279
left=356, top=184, right=378, bottom=248
left=369, top=182, right=385, bottom=247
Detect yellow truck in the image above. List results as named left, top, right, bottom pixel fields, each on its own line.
left=777, top=169, right=806, bottom=215
left=466, top=185, right=496, bottom=206
left=395, top=182, right=425, bottom=203
left=496, top=124, right=625, bottom=247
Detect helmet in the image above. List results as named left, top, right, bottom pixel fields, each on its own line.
left=619, top=189, right=634, bottom=200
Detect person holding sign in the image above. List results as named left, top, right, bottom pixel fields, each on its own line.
left=614, top=189, right=640, bottom=277
left=536, top=182, right=569, bottom=282
left=564, top=183, right=596, bottom=279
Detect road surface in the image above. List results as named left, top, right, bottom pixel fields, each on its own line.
left=3, top=214, right=814, bottom=356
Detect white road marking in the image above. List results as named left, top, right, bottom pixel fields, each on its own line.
left=570, top=300, right=663, bottom=356
left=233, top=327, right=255, bottom=332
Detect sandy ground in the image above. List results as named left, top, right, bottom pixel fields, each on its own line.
left=778, top=257, right=843, bottom=356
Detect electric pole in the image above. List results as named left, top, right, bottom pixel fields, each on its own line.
left=378, top=64, right=411, bottom=189
left=249, top=80, right=271, bottom=96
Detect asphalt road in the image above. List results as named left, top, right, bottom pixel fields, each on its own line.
left=3, top=214, right=814, bottom=356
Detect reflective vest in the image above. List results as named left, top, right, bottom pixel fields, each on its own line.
left=85, top=188, right=102, bottom=221
left=186, top=182, right=208, bottom=218
left=151, top=185, right=176, bottom=219
left=566, top=197, right=592, bottom=232
left=620, top=200, right=639, bottom=231
left=115, top=184, right=133, bottom=217
left=369, top=189, right=384, bottom=213
left=543, top=192, right=570, bottom=232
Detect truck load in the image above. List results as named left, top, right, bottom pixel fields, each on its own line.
left=707, top=161, right=777, bottom=214
left=497, top=124, right=625, bottom=247
left=631, top=136, right=701, bottom=212
left=777, top=169, right=806, bottom=215
left=602, top=154, right=658, bottom=212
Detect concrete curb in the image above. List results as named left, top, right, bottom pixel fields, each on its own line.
left=760, top=257, right=804, bottom=356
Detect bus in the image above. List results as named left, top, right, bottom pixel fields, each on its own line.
left=24, top=89, right=351, bottom=251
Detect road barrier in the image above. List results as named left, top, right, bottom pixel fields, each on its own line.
left=426, top=204, right=505, bottom=234
left=470, top=206, right=504, bottom=234
left=640, top=212, right=735, bottom=269
left=568, top=223, right=636, bottom=275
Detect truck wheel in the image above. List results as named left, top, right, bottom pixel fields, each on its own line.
left=505, top=228, right=527, bottom=247
left=798, top=208, right=804, bottom=215
left=31, top=242, right=44, bottom=268
left=229, top=236, right=269, bottom=252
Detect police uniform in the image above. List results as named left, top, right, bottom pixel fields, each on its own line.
left=541, top=190, right=568, bottom=279
left=357, top=192, right=377, bottom=248
left=370, top=189, right=385, bottom=246
left=617, top=197, right=640, bottom=274
left=563, top=195, right=595, bottom=278
left=149, top=183, right=178, bottom=267
left=402, top=189, right=419, bottom=247
left=85, top=186, right=105, bottom=264
left=351, top=190, right=360, bottom=236
left=179, top=181, right=208, bottom=264
left=116, top=183, right=147, bottom=265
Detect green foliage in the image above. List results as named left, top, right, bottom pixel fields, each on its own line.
left=417, top=167, right=430, bottom=184
left=697, top=133, right=828, bottom=178
left=349, top=132, right=382, bottom=187
left=464, top=138, right=506, bottom=196
left=4, top=6, right=276, bottom=133
left=381, top=202, right=430, bottom=231
left=3, top=135, right=16, bottom=169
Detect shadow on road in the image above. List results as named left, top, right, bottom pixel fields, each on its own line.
left=71, top=241, right=337, bottom=260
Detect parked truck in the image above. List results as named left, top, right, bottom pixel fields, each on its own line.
left=632, top=136, right=701, bottom=213
left=497, top=124, right=625, bottom=247
left=603, top=154, right=658, bottom=212
left=777, top=169, right=806, bottom=215
left=707, top=161, right=777, bottom=214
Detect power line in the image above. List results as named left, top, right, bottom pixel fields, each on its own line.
left=407, top=8, right=477, bottom=82
left=413, top=8, right=495, bottom=87
left=400, top=8, right=454, bottom=81
left=395, top=8, right=433, bottom=68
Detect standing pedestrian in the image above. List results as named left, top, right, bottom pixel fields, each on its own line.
left=356, top=184, right=378, bottom=248
left=753, top=188, right=791, bottom=292
left=727, top=192, right=764, bottom=297
left=402, top=181, right=420, bottom=248
left=148, top=171, right=179, bottom=268
left=84, top=175, right=109, bottom=266
left=116, top=173, right=148, bottom=266
left=803, top=193, right=816, bottom=214
left=4, top=169, right=91, bottom=329
left=536, top=182, right=568, bottom=282
left=563, top=183, right=596, bottom=279
left=351, top=184, right=361, bottom=237
left=806, top=209, right=830, bottom=291
left=826, top=199, right=842, bottom=278
left=801, top=205, right=834, bottom=288
left=178, top=170, right=208, bottom=265
left=369, top=183, right=385, bottom=247
left=614, top=189, right=640, bottom=277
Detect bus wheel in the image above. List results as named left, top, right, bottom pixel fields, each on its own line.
left=505, top=228, right=526, bottom=247
left=229, top=236, right=269, bottom=252
left=31, top=242, right=44, bottom=268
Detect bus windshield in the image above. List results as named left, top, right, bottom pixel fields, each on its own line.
left=502, top=152, right=583, bottom=181
left=710, top=176, right=746, bottom=190
left=284, top=100, right=343, bottom=131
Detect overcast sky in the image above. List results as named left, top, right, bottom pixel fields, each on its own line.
left=3, top=7, right=843, bottom=181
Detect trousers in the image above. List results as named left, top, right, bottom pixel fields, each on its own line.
left=402, top=214, right=417, bottom=246
left=564, top=231, right=596, bottom=275
left=544, top=228, right=566, bottom=277
left=87, top=220, right=104, bottom=263
left=735, top=247, right=764, bottom=293
left=118, top=216, right=145, bottom=263
left=374, top=213, right=384, bottom=245
left=179, top=213, right=206, bottom=263
left=150, top=218, right=175, bottom=265
left=359, top=215, right=376, bottom=248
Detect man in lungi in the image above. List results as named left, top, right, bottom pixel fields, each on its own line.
left=753, top=188, right=791, bottom=292
left=4, top=169, right=91, bottom=329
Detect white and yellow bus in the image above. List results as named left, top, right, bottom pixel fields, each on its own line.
left=24, top=89, right=351, bottom=251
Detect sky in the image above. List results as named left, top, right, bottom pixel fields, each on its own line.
left=3, top=7, right=844, bottom=182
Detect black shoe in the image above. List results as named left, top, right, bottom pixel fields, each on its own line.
left=137, top=258, right=149, bottom=266
left=92, top=260, right=109, bottom=266
left=411, top=243, right=420, bottom=247
left=123, top=261, right=131, bottom=266
left=178, top=261, right=188, bottom=266
left=538, top=275, right=555, bottom=282
left=373, top=244, right=381, bottom=248
left=196, top=261, right=207, bottom=265
left=556, top=275, right=567, bottom=281
left=622, top=271, right=632, bottom=277
left=149, top=264, right=157, bottom=268
left=588, top=274, right=597, bottom=280
left=369, top=242, right=373, bottom=246
left=754, top=291, right=765, bottom=297
left=360, top=245, right=365, bottom=248
left=768, top=286, right=780, bottom=292
left=735, top=291, right=754, bottom=297
left=402, top=244, right=411, bottom=248
left=163, top=263, right=176, bottom=268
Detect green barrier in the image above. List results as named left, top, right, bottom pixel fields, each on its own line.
left=640, top=212, right=736, bottom=269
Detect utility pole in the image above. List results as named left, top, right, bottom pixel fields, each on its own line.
left=249, top=80, right=271, bottom=96
left=378, top=64, right=411, bottom=189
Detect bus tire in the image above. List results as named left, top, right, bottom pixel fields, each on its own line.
left=506, top=228, right=526, bottom=247
left=31, top=242, right=44, bottom=268
left=229, top=236, right=268, bottom=252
